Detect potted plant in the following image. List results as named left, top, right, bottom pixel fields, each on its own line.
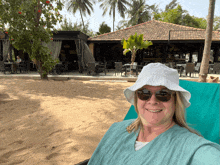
left=121, top=32, right=153, bottom=76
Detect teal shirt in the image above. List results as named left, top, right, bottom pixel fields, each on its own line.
left=88, top=119, right=220, bottom=165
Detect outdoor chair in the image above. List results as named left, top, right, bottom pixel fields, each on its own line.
left=75, top=80, right=220, bottom=165
left=48, top=63, right=64, bottom=75
left=164, top=63, right=170, bottom=67
left=54, top=63, right=65, bottom=75
left=175, top=63, right=184, bottom=77
left=194, top=62, right=201, bottom=75
left=26, top=61, right=31, bottom=73
left=176, top=66, right=184, bottom=77
left=87, top=62, right=96, bottom=76
left=185, top=63, right=195, bottom=77
left=169, top=62, right=176, bottom=69
left=0, top=61, right=12, bottom=74
left=141, top=62, right=149, bottom=66
left=105, top=61, right=113, bottom=70
left=95, top=62, right=107, bottom=75
left=114, top=62, right=125, bottom=76
left=136, top=65, right=144, bottom=76
left=212, top=63, right=220, bottom=74
left=17, top=61, right=28, bottom=73
left=131, top=62, right=138, bottom=75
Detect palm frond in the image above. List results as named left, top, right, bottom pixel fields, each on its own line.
left=99, top=0, right=111, bottom=16
left=65, top=0, right=94, bottom=17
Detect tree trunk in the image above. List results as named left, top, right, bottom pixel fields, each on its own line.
left=36, top=60, right=48, bottom=80
left=79, top=9, right=85, bottom=30
left=130, top=49, right=136, bottom=75
left=34, top=0, right=48, bottom=80
left=113, top=7, right=115, bottom=32
left=198, top=0, right=215, bottom=82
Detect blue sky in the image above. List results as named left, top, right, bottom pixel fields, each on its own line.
left=56, top=0, right=220, bottom=32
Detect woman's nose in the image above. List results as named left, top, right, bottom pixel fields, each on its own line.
left=146, top=94, right=159, bottom=104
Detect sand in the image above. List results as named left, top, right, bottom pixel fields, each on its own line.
left=0, top=78, right=134, bottom=165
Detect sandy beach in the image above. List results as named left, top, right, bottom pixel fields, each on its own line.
left=0, top=78, right=134, bottom=165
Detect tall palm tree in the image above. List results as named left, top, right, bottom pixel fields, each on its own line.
left=165, top=0, right=178, bottom=11
left=65, top=0, right=95, bottom=30
left=99, top=0, right=131, bottom=32
left=198, top=0, right=216, bottom=82
left=126, top=0, right=153, bottom=26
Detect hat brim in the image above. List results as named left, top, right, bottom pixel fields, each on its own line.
left=124, top=79, right=191, bottom=108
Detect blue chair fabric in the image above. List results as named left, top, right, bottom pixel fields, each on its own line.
left=124, top=80, right=220, bottom=144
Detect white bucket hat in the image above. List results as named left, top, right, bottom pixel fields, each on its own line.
left=124, top=62, right=191, bottom=108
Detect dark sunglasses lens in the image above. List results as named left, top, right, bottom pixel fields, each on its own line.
left=137, top=89, right=172, bottom=102
left=156, top=90, right=172, bottom=101
left=137, top=91, right=151, bottom=100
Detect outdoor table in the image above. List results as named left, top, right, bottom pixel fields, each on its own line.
left=176, top=64, right=186, bottom=77
left=4, top=62, right=17, bottom=73
left=95, top=63, right=106, bottom=75
left=123, top=64, right=132, bottom=76
left=176, top=64, right=186, bottom=68
left=95, top=62, right=100, bottom=67
left=123, top=64, right=143, bottom=76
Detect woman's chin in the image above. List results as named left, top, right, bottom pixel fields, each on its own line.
left=139, top=115, right=162, bottom=126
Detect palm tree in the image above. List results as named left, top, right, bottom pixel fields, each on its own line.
left=126, top=0, right=161, bottom=26
left=198, top=0, right=216, bottom=82
left=122, top=32, right=153, bottom=75
left=126, top=0, right=151, bottom=26
left=165, top=0, right=178, bottom=11
left=99, top=0, right=131, bottom=32
left=65, top=0, right=95, bottom=30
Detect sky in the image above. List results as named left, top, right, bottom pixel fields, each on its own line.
left=54, top=0, right=220, bottom=33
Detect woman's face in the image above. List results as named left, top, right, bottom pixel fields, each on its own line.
left=136, top=85, right=176, bottom=127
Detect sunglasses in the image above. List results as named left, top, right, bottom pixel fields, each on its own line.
left=136, top=88, right=175, bottom=102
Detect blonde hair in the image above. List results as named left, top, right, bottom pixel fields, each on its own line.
left=126, top=90, right=203, bottom=137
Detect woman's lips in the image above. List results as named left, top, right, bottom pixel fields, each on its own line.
left=146, top=109, right=163, bottom=113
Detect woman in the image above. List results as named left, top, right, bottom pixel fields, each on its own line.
left=88, top=63, right=220, bottom=165
left=16, top=56, right=22, bottom=63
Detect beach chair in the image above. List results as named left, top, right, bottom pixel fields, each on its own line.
left=75, top=80, right=220, bottom=165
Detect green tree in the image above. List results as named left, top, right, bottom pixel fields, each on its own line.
left=121, top=32, right=152, bottom=74
left=154, top=5, right=187, bottom=25
left=199, top=0, right=216, bottom=82
left=96, top=21, right=111, bottom=35
left=193, top=17, right=207, bottom=29
left=99, top=0, right=131, bottom=32
left=65, top=0, right=95, bottom=30
left=116, top=20, right=131, bottom=30
left=57, top=17, right=97, bottom=37
left=0, top=0, right=63, bottom=80
left=182, top=14, right=201, bottom=28
left=153, top=4, right=207, bottom=29
left=213, top=16, right=220, bottom=30
left=58, top=16, right=75, bottom=31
